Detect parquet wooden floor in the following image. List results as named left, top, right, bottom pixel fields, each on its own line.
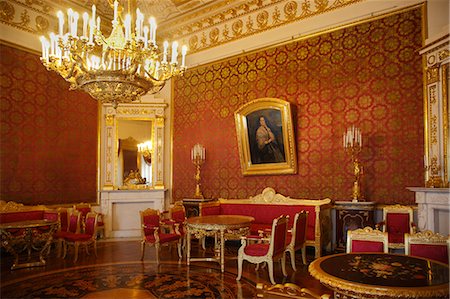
left=1, top=238, right=332, bottom=298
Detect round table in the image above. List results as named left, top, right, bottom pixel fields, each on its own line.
left=0, top=219, right=59, bottom=270
left=308, top=252, right=449, bottom=298
left=186, top=215, right=254, bottom=272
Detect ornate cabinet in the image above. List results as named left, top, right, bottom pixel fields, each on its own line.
left=182, top=198, right=216, bottom=218
left=334, top=201, right=376, bottom=251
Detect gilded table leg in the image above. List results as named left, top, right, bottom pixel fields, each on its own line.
left=187, top=229, right=191, bottom=266
left=220, top=229, right=225, bottom=273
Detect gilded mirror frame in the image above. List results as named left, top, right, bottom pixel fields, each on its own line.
left=100, top=104, right=167, bottom=190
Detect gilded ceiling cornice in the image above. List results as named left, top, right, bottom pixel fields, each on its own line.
left=0, top=0, right=52, bottom=34
left=159, top=0, right=363, bottom=54
left=1, top=0, right=363, bottom=54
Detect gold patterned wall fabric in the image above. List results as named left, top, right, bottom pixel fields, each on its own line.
left=172, top=8, right=424, bottom=204
left=0, top=44, right=98, bottom=205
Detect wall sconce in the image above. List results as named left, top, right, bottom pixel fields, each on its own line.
left=191, top=143, right=205, bottom=199
left=343, top=126, right=363, bottom=202
left=138, top=140, right=153, bottom=165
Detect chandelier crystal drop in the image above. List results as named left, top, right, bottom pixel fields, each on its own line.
left=39, top=1, right=187, bottom=108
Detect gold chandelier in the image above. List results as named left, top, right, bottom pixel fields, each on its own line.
left=39, top=0, right=187, bottom=108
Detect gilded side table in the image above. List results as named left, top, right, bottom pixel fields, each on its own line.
left=334, top=201, right=375, bottom=251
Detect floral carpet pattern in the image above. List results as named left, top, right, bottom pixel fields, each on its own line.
left=1, top=262, right=257, bottom=298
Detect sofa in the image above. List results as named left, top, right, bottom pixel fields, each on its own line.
left=199, top=187, right=332, bottom=258
left=0, top=201, right=58, bottom=224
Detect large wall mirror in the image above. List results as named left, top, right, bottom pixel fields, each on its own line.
left=101, top=103, right=167, bottom=190
left=116, top=119, right=153, bottom=188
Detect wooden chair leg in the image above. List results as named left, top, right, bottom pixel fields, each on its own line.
left=236, top=255, right=243, bottom=281
left=281, top=254, right=288, bottom=276
left=155, top=243, right=160, bottom=264
left=267, top=260, right=275, bottom=285
left=288, top=248, right=297, bottom=271
left=140, top=241, right=146, bottom=260
left=62, top=241, right=68, bottom=259
left=177, top=240, right=182, bottom=259
left=74, top=243, right=79, bottom=263
left=93, top=241, right=97, bottom=257
left=301, top=245, right=307, bottom=264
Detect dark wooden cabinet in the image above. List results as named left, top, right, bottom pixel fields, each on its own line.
left=182, top=198, right=216, bottom=218
left=334, top=201, right=376, bottom=251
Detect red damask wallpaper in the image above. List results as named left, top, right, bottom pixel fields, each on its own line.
left=173, top=8, right=424, bottom=204
left=0, top=45, right=98, bottom=205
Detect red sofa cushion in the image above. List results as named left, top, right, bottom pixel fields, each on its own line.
left=218, top=203, right=316, bottom=241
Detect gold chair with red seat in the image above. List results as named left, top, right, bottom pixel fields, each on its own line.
left=140, top=208, right=182, bottom=264
left=62, top=212, right=98, bottom=263
left=74, top=203, right=105, bottom=238
left=236, top=215, right=289, bottom=285
left=405, top=230, right=449, bottom=264
left=285, top=211, right=308, bottom=270
left=376, top=204, right=415, bottom=250
left=53, top=208, right=80, bottom=257
left=346, top=226, right=388, bottom=253
left=161, top=202, right=187, bottom=248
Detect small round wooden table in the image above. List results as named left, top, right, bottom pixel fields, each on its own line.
left=186, top=215, right=254, bottom=272
left=308, top=252, right=449, bottom=298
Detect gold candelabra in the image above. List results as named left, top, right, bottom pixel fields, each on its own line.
left=343, top=126, right=364, bottom=202
left=191, top=143, right=205, bottom=199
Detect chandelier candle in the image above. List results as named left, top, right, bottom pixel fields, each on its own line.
left=39, top=0, right=188, bottom=108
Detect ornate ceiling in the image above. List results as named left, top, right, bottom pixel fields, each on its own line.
left=0, top=0, right=362, bottom=54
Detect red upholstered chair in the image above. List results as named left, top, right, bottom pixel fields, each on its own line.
left=346, top=226, right=388, bottom=253
left=53, top=208, right=80, bottom=257
left=236, top=215, right=289, bottom=285
left=62, top=212, right=98, bottom=263
left=73, top=203, right=105, bottom=238
left=285, top=211, right=308, bottom=270
left=405, top=230, right=449, bottom=264
left=161, top=202, right=187, bottom=248
left=376, top=204, right=415, bottom=250
left=140, top=208, right=182, bottom=263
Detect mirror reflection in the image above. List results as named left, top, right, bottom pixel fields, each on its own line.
left=117, top=119, right=153, bottom=188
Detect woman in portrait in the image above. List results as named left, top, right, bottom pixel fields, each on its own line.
left=255, top=116, right=285, bottom=163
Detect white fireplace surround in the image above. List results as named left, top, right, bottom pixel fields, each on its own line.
left=407, top=187, right=450, bottom=236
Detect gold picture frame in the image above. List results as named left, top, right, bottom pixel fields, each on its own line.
left=234, top=98, right=297, bottom=176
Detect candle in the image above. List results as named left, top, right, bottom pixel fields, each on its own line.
left=124, top=14, right=131, bottom=40
left=49, top=32, right=56, bottom=56
left=39, top=36, right=46, bottom=59
left=163, top=41, right=168, bottom=63
left=96, top=16, right=101, bottom=33
left=91, top=4, right=96, bottom=24
left=82, top=12, right=89, bottom=38
left=181, top=45, right=187, bottom=67
left=113, top=0, right=118, bottom=23
left=57, top=11, right=64, bottom=36
left=89, top=18, right=94, bottom=43
left=143, top=26, right=149, bottom=48
left=72, top=12, right=79, bottom=37
left=149, top=17, right=156, bottom=43
left=67, top=8, right=73, bottom=35
left=171, top=41, right=178, bottom=64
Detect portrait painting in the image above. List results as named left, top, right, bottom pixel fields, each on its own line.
left=234, top=98, right=297, bottom=175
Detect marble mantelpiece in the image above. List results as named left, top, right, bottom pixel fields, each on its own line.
left=100, top=189, right=166, bottom=238
left=407, top=187, right=449, bottom=235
